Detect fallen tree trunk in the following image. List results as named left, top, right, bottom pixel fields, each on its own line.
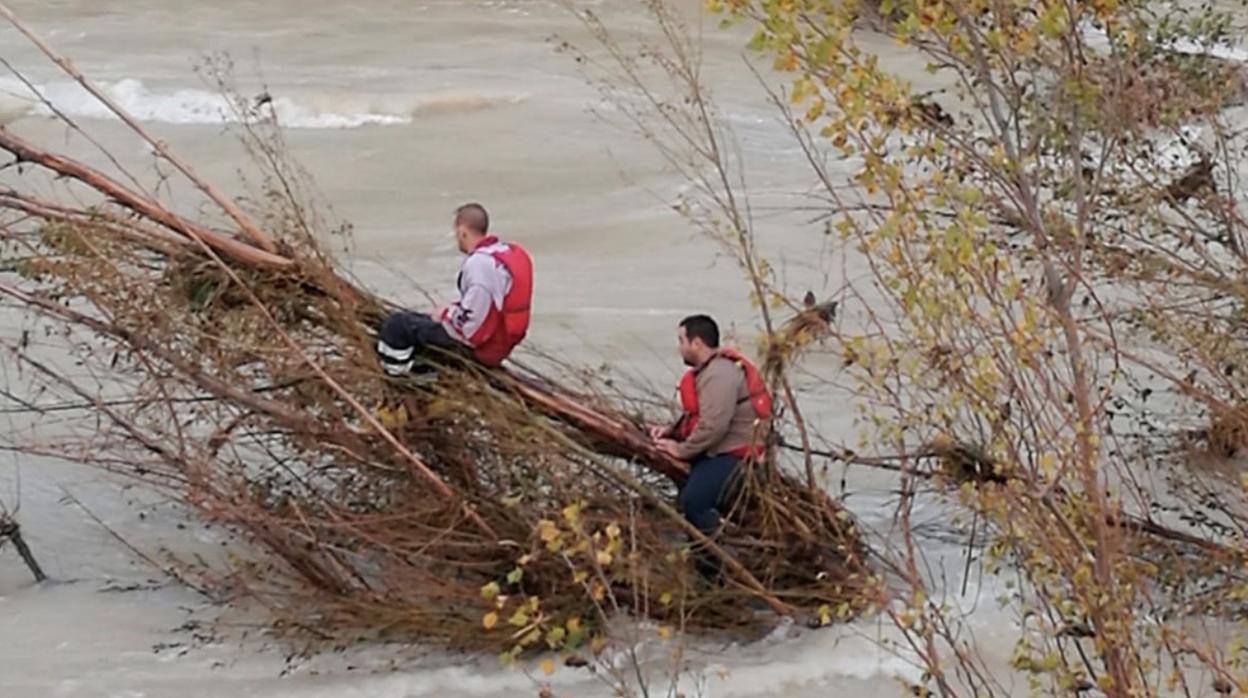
left=500, top=371, right=690, bottom=483
left=0, top=131, right=291, bottom=270
left=0, top=125, right=686, bottom=483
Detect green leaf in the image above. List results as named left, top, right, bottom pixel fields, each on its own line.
left=746, top=28, right=768, bottom=52
left=509, top=607, right=530, bottom=626
left=519, top=627, right=543, bottom=646
left=546, top=626, right=567, bottom=647
left=187, top=277, right=217, bottom=311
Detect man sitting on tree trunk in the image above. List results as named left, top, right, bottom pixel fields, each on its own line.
left=376, top=203, right=533, bottom=374
left=651, top=314, right=771, bottom=575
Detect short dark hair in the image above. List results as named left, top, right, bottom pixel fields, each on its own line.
left=679, top=314, right=719, bottom=348
left=455, top=203, right=489, bottom=235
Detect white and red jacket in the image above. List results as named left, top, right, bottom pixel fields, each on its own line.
left=437, top=235, right=533, bottom=366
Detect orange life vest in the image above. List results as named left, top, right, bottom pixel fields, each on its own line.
left=470, top=239, right=533, bottom=366
left=673, top=347, right=771, bottom=458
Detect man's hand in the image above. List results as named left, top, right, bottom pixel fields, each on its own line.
left=653, top=438, right=682, bottom=459
left=648, top=424, right=669, bottom=441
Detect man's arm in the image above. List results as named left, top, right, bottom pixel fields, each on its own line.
left=674, top=360, right=740, bottom=460
left=649, top=419, right=680, bottom=441
left=443, top=282, right=500, bottom=347
left=439, top=255, right=509, bottom=347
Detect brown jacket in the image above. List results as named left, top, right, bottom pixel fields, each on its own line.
left=671, top=355, right=760, bottom=460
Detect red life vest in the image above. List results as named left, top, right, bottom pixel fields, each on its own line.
left=471, top=238, right=533, bottom=366
left=673, top=347, right=772, bottom=458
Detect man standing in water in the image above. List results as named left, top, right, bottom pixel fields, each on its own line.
left=651, top=315, right=771, bottom=554
left=376, top=203, right=533, bottom=373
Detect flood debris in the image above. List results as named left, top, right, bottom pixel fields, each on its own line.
left=0, top=7, right=874, bottom=653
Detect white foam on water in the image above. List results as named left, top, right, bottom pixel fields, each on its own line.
left=1167, top=37, right=1248, bottom=64
left=0, top=77, right=529, bottom=130
left=1080, top=20, right=1248, bottom=64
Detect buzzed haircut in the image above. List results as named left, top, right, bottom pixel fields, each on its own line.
left=679, top=314, right=720, bottom=348
left=455, top=203, right=490, bottom=235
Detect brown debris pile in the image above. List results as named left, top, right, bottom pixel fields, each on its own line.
left=0, top=17, right=873, bottom=655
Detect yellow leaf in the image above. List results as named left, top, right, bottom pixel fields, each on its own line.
left=540, top=658, right=555, bottom=676
left=424, top=399, right=451, bottom=419
left=561, top=502, right=581, bottom=523
left=481, top=582, right=500, bottom=600
left=658, top=625, right=672, bottom=638
left=567, top=617, right=581, bottom=632
left=374, top=403, right=409, bottom=429
left=595, top=550, right=613, bottom=566
left=538, top=520, right=559, bottom=542
left=374, top=404, right=392, bottom=423
left=659, top=591, right=673, bottom=606
left=509, top=607, right=530, bottom=626
left=483, top=612, right=498, bottom=629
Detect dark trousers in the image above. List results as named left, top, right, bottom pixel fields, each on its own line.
left=678, top=452, right=742, bottom=534
left=376, top=311, right=469, bottom=374
left=677, top=452, right=742, bottom=580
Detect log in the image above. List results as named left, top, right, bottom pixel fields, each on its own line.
left=0, top=126, right=683, bottom=487
left=0, top=127, right=689, bottom=488
left=0, top=128, right=292, bottom=270
left=504, top=375, right=690, bottom=484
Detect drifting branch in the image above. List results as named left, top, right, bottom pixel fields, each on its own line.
left=0, top=516, right=46, bottom=583
left=0, top=129, right=291, bottom=269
